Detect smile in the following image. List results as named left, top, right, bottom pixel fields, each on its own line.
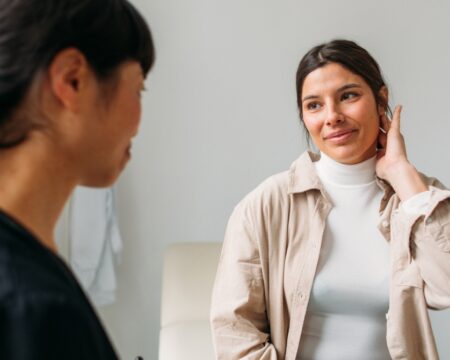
left=324, top=129, right=356, bottom=144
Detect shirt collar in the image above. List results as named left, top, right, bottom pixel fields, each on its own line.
left=287, top=151, right=395, bottom=206
left=287, top=151, right=324, bottom=194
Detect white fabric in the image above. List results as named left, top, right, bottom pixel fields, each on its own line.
left=159, top=322, right=214, bottom=360
left=297, top=153, right=390, bottom=359
left=69, top=186, right=122, bottom=306
left=298, top=153, right=431, bottom=359
left=401, top=188, right=432, bottom=215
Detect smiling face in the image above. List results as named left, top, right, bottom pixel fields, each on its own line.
left=301, top=62, right=386, bottom=165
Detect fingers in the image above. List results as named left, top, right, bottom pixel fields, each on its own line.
left=379, top=104, right=408, bottom=159
left=380, top=104, right=402, bottom=135
left=390, top=105, right=402, bottom=132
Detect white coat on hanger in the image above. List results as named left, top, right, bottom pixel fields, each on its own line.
left=69, top=186, right=123, bottom=306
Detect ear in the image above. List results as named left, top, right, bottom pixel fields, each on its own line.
left=377, top=86, right=388, bottom=115
left=47, top=48, right=90, bottom=112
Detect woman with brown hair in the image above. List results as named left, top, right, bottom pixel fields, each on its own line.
left=0, top=0, right=154, bottom=358
left=211, top=40, right=450, bottom=359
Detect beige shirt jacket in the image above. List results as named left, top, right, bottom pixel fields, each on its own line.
left=210, top=151, right=450, bottom=360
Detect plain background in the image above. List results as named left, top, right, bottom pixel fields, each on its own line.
left=92, top=1, right=450, bottom=359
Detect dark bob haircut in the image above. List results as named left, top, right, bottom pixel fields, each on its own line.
left=296, top=39, right=390, bottom=124
left=0, top=0, right=155, bottom=146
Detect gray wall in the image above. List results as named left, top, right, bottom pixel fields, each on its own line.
left=97, top=0, right=450, bottom=359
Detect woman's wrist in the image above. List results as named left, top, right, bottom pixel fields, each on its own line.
left=384, top=161, right=428, bottom=202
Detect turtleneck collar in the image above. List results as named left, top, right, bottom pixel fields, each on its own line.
left=315, top=151, right=377, bottom=186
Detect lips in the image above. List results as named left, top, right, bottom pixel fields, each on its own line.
left=324, top=129, right=356, bottom=140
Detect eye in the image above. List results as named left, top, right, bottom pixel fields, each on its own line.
left=306, top=101, right=321, bottom=111
left=341, top=92, right=359, bottom=101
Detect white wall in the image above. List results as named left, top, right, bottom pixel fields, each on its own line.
left=97, top=1, right=450, bottom=359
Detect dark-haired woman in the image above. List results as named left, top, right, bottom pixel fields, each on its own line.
left=0, top=0, right=154, bottom=358
left=211, top=40, right=450, bottom=360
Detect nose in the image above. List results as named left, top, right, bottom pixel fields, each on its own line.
left=325, top=103, right=344, bottom=127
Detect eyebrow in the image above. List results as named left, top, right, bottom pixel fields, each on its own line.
left=302, top=83, right=362, bottom=103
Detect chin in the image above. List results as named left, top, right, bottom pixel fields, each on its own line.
left=80, top=177, right=117, bottom=189
left=79, top=167, right=124, bottom=188
left=321, top=147, right=352, bottom=164
left=80, top=153, right=131, bottom=188
left=324, top=143, right=376, bottom=165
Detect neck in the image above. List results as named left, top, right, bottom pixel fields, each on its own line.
left=0, top=133, right=77, bottom=252
left=315, top=151, right=376, bottom=186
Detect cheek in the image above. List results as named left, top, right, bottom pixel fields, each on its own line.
left=134, top=101, right=142, bottom=129
left=353, top=98, right=379, bottom=123
left=123, top=96, right=141, bottom=130
left=346, top=103, right=370, bottom=119
left=361, top=108, right=381, bottom=134
left=303, top=116, right=323, bottom=140
left=346, top=102, right=380, bottom=133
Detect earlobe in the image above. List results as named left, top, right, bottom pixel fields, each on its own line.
left=47, top=48, right=89, bottom=111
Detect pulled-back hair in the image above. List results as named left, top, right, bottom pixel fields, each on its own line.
left=0, top=0, right=155, bottom=146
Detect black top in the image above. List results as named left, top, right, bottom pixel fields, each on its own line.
left=0, top=210, right=119, bottom=359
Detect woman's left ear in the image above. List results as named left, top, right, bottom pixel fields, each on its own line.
left=47, top=48, right=90, bottom=112
left=377, top=86, right=388, bottom=115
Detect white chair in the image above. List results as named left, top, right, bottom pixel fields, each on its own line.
left=159, top=242, right=222, bottom=360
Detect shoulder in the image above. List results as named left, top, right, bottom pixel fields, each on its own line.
left=238, top=171, right=291, bottom=212
left=230, top=170, right=295, bottom=226
left=417, top=172, right=450, bottom=203
left=0, top=263, right=81, bottom=316
left=0, top=234, right=75, bottom=304
left=224, top=171, right=291, bottom=230
left=0, top=288, right=82, bottom=317
left=234, top=151, right=317, bottom=214
left=0, top=257, right=113, bottom=356
left=0, top=275, right=89, bottom=340
left=419, top=172, right=448, bottom=190
left=0, top=290, right=117, bottom=360
left=227, top=151, right=318, bottom=227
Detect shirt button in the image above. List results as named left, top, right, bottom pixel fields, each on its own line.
left=382, top=220, right=390, bottom=228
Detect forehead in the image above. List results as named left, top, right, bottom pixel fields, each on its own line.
left=302, top=62, right=368, bottom=95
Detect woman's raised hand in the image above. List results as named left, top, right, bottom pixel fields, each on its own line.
left=376, top=105, right=407, bottom=178
left=375, top=105, right=428, bottom=201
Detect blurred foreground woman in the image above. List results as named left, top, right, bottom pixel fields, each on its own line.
left=0, top=0, right=154, bottom=358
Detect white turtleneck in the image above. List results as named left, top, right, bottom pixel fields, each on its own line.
left=297, top=152, right=430, bottom=360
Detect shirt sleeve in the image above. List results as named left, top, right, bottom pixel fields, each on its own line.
left=0, top=294, right=117, bottom=360
left=210, top=202, right=278, bottom=360
left=401, top=189, right=432, bottom=215
left=408, top=184, right=450, bottom=309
